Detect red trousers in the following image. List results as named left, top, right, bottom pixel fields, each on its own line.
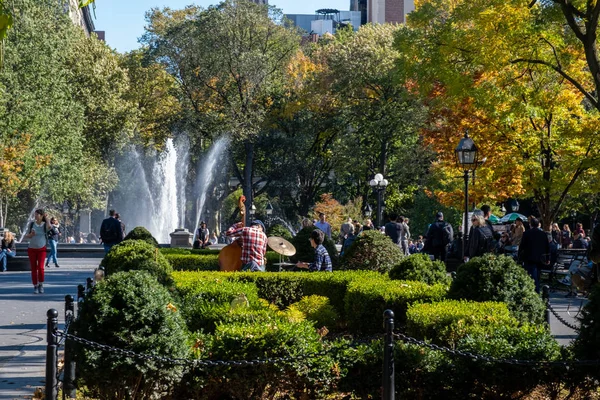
left=28, top=247, right=46, bottom=286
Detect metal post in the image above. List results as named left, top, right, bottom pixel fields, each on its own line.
left=46, top=309, right=59, bottom=400
left=383, top=309, right=395, bottom=400
left=77, top=284, right=85, bottom=302
left=377, top=189, right=382, bottom=228
left=63, top=296, right=76, bottom=400
left=86, top=277, right=93, bottom=291
left=462, top=170, right=469, bottom=260
left=542, top=285, right=551, bottom=326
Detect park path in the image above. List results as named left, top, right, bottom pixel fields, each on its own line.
left=0, top=258, right=585, bottom=399
left=0, top=258, right=101, bottom=400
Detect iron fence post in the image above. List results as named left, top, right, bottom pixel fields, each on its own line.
left=542, top=285, right=551, bottom=326
left=77, top=284, right=85, bottom=303
left=383, top=309, right=395, bottom=400
left=46, top=309, right=59, bottom=400
left=63, top=295, right=76, bottom=400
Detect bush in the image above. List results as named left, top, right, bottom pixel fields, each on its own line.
left=448, top=254, right=545, bottom=324
left=573, top=284, right=600, bottom=360
left=288, top=295, right=339, bottom=329
left=389, top=253, right=451, bottom=285
left=164, top=254, right=219, bottom=271
left=340, top=230, right=403, bottom=273
left=344, top=279, right=448, bottom=333
left=406, top=300, right=517, bottom=345
left=267, top=223, right=294, bottom=241
left=73, top=271, right=189, bottom=400
left=291, top=226, right=338, bottom=267
left=101, top=239, right=173, bottom=285
left=123, top=226, right=159, bottom=247
left=160, top=248, right=221, bottom=256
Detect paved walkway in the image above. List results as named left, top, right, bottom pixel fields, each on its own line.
left=0, top=258, right=101, bottom=400
left=0, top=259, right=586, bottom=399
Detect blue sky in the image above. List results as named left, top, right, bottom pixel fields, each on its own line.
left=93, top=0, right=350, bottom=53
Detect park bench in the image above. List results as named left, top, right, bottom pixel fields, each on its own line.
left=541, top=248, right=588, bottom=289
left=6, top=255, right=31, bottom=271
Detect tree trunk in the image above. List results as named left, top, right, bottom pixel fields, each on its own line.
left=243, top=140, right=254, bottom=226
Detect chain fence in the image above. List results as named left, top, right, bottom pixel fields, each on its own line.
left=547, top=301, right=582, bottom=332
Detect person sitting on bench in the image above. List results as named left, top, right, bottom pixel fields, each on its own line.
left=0, top=231, right=16, bottom=272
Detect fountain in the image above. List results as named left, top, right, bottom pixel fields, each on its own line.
left=270, top=216, right=297, bottom=237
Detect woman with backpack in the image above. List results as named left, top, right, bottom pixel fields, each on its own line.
left=45, top=217, right=61, bottom=268
left=24, top=209, right=52, bottom=294
left=465, top=215, right=494, bottom=261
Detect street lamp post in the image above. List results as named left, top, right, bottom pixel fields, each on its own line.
left=62, top=201, right=70, bottom=244
left=369, top=174, right=388, bottom=228
left=455, top=132, right=480, bottom=260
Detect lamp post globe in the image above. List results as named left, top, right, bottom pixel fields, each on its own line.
left=369, top=174, right=388, bottom=228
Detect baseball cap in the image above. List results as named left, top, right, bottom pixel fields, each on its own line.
left=251, top=220, right=265, bottom=232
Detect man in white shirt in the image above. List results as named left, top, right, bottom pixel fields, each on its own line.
left=314, top=212, right=332, bottom=239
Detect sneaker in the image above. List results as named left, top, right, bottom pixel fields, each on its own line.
left=38, top=283, right=44, bottom=294
left=54, top=263, right=60, bottom=268
left=33, top=285, right=39, bottom=294
left=45, top=262, right=49, bottom=268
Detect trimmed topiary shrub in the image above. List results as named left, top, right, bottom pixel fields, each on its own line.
left=267, top=223, right=294, bottom=241
left=340, top=230, right=403, bottom=273
left=291, top=226, right=338, bottom=267
left=123, top=226, right=159, bottom=247
left=101, top=239, right=173, bottom=285
left=164, top=254, right=220, bottom=271
left=345, top=279, right=448, bottom=333
left=288, top=295, right=339, bottom=329
left=448, top=254, right=545, bottom=324
left=73, top=271, right=189, bottom=400
left=389, top=253, right=451, bottom=285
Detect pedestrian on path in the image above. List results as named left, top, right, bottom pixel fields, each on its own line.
left=45, top=217, right=61, bottom=268
left=24, top=209, right=51, bottom=294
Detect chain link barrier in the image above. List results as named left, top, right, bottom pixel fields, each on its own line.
left=546, top=301, right=581, bottom=332
left=393, top=332, right=600, bottom=367
left=54, top=330, right=381, bottom=369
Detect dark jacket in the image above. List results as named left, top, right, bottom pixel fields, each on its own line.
left=467, top=224, right=494, bottom=258
left=384, top=222, right=402, bottom=244
left=99, top=217, right=124, bottom=245
left=1, top=238, right=15, bottom=252
left=426, top=220, right=452, bottom=249
left=589, top=224, right=600, bottom=264
left=518, top=228, right=550, bottom=265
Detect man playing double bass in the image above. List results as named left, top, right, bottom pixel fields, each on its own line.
left=225, top=219, right=268, bottom=272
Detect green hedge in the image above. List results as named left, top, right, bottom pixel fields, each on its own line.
left=164, top=250, right=281, bottom=272
left=73, top=271, right=189, bottom=399
left=101, top=239, right=173, bottom=285
left=340, top=230, right=404, bottom=273
left=291, top=226, right=338, bottom=266
left=448, top=254, right=545, bottom=324
left=160, top=248, right=221, bottom=255
left=288, top=295, right=339, bottom=329
left=344, top=279, right=448, bottom=333
left=389, top=253, right=451, bottom=285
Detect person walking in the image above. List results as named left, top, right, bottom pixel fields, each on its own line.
left=24, top=209, right=52, bottom=294
left=45, top=217, right=61, bottom=268
left=99, top=209, right=124, bottom=254
left=518, top=217, right=549, bottom=293
left=399, top=216, right=411, bottom=256
left=424, top=212, right=453, bottom=262
left=511, top=217, right=526, bottom=247
left=384, top=213, right=402, bottom=247
left=339, top=217, right=353, bottom=244
left=0, top=231, right=16, bottom=272
left=465, top=215, right=494, bottom=261
left=314, top=213, right=332, bottom=239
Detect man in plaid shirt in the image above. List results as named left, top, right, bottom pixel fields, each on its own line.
left=226, top=219, right=267, bottom=272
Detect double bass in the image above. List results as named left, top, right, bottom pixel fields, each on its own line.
left=218, top=195, right=246, bottom=271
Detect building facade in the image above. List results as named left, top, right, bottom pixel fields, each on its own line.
left=350, top=0, right=414, bottom=24
left=64, top=0, right=96, bottom=36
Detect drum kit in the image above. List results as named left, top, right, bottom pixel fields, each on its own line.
left=267, top=236, right=298, bottom=271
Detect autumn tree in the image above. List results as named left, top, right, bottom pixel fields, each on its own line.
left=396, top=0, right=600, bottom=229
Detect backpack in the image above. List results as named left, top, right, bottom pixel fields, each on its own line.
left=100, top=219, right=119, bottom=243
left=431, top=222, right=451, bottom=248
left=478, top=226, right=495, bottom=255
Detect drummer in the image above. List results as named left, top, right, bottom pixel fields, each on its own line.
left=225, top=219, right=267, bottom=272
left=297, top=229, right=332, bottom=272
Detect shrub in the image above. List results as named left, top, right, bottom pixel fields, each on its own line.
left=160, top=248, right=221, bottom=256
left=179, top=318, right=340, bottom=399
left=73, top=271, right=189, bottom=400
left=288, top=295, right=339, bottom=329
left=448, top=254, right=545, bottom=324
left=573, top=284, right=600, bottom=360
left=406, top=300, right=517, bottom=345
left=291, top=226, right=338, bottom=267
left=267, top=223, right=294, bottom=241
left=164, top=254, right=219, bottom=271
left=389, top=253, right=451, bottom=285
left=123, top=226, right=159, bottom=247
left=340, top=230, right=403, bottom=273
left=101, top=239, right=173, bottom=285
left=344, top=279, right=448, bottom=333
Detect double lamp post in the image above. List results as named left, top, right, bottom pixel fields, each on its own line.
left=369, top=173, right=388, bottom=228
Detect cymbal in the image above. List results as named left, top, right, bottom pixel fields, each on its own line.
left=267, top=236, right=296, bottom=256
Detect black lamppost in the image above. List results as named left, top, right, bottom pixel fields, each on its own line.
left=62, top=201, right=70, bottom=244
left=455, top=132, right=479, bottom=259
left=369, top=173, right=388, bottom=228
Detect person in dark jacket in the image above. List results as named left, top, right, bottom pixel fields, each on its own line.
left=0, top=231, right=16, bottom=272
left=99, top=210, right=124, bottom=254
left=518, top=217, right=550, bottom=293
left=384, top=213, right=402, bottom=247
left=45, top=217, right=61, bottom=268
left=425, top=212, right=453, bottom=262
left=465, top=215, right=494, bottom=260
left=572, top=233, right=588, bottom=249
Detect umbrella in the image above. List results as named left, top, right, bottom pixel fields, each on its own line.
left=499, top=213, right=527, bottom=223
left=488, top=214, right=501, bottom=224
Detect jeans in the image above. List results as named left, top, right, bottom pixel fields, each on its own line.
left=401, top=240, right=409, bottom=256
left=241, top=261, right=265, bottom=272
left=28, top=247, right=46, bottom=286
left=0, top=249, right=15, bottom=271
left=524, top=262, right=540, bottom=293
left=46, top=239, right=58, bottom=265
left=103, top=244, right=115, bottom=255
